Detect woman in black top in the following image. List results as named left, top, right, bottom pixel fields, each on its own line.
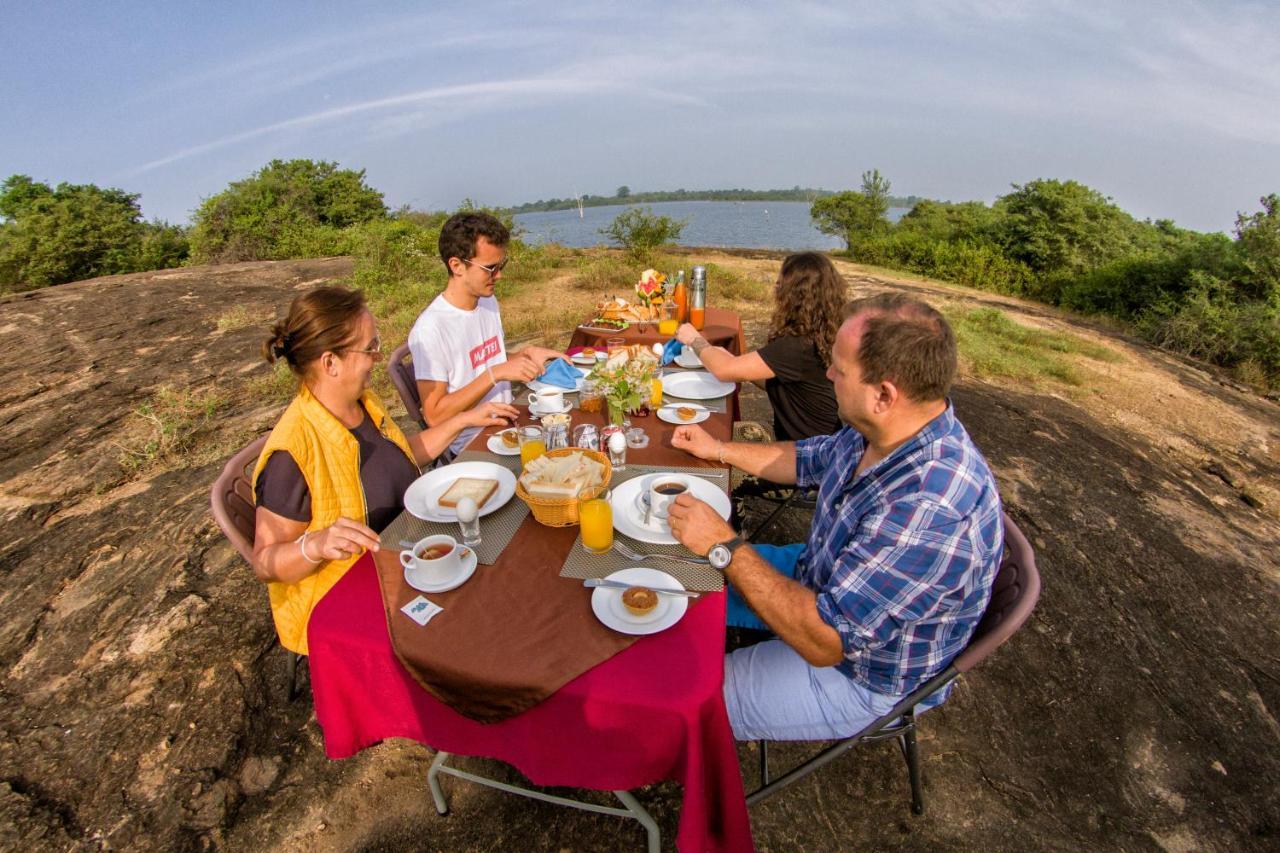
left=676, top=252, right=844, bottom=440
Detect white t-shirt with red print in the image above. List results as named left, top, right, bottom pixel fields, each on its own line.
left=408, top=293, right=512, bottom=455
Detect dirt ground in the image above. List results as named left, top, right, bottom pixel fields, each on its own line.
left=1, top=255, right=1277, bottom=852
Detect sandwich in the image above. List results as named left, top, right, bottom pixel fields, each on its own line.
left=438, top=477, right=500, bottom=509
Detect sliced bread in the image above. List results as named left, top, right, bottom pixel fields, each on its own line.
left=438, top=477, right=499, bottom=509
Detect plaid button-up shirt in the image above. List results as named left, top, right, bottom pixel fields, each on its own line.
left=794, top=403, right=1004, bottom=699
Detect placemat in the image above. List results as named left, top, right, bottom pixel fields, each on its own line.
left=559, top=463, right=728, bottom=592
left=381, top=458, right=530, bottom=564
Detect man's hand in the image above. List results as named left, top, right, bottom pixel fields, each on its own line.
left=492, top=356, right=542, bottom=384
left=515, top=345, right=571, bottom=368
left=666, top=494, right=734, bottom=557
left=675, top=323, right=701, bottom=346
left=671, top=424, right=720, bottom=461
left=460, top=401, right=519, bottom=429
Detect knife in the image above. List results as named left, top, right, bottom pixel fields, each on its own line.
left=583, top=578, right=700, bottom=598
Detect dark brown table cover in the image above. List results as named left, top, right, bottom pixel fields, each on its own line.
left=568, top=306, right=746, bottom=356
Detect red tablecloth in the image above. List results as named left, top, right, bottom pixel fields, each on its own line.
left=308, top=554, right=754, bottom=852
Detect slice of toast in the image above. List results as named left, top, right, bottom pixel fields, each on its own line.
left=438, top=477, right=499, bottom=509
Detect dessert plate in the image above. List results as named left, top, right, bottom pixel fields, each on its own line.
left=661, top=371, right=735, bottom=400
left=657, top=403, right=710, bottom=425
left=610, top=474, right=731, bottom=545
left=404, top=544, right=478, bottom=593
left=404, top=461, right=516, bottom=522
left=590, top=567, right=688, bottom=635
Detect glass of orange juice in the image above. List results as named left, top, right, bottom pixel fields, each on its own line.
left=518, top=425, right=546, bottom=468
left=649, top=367, right=664, bottom=408
left=658, top=302, right=679, bottom=336
left=579, top=487, right=613, bottom=554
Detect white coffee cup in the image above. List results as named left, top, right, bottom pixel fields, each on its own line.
left=400, top=534, right=463, bottom=587
left=648, top=475, right=691, bottom=520
left=527, top=389, right=566, bottom=413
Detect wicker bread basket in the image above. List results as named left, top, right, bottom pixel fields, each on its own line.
left=516, top=448, right=613, bottom=527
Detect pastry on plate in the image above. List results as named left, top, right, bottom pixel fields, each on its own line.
left=677, top=406, right=697, bottom=421
left=499, top=428, right=519, bottom=448
left=622, top=586, right=658, bottom=616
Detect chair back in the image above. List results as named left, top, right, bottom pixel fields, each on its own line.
left=389, top=343, right=426, bottom=429
left=210, top=434, right=269, bottom=566
left=953, top=512, right=1040, bottom=673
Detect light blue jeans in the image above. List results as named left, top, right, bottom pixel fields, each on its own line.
left=722, top=544, right=901, bottom=741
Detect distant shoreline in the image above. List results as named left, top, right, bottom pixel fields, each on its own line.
left=505, top=188, right=924, bottom=214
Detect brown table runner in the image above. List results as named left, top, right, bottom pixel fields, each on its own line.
left=374, top=524, right=640, bottom=723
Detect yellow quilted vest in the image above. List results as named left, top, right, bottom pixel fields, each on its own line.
left=253, top=384, right=415, bottom=654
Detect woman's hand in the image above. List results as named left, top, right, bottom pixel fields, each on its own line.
left=461, top=401, right=518, bottom=429
left=307, top=517, right=381, bottom=561
left=675, top=323, right=701, bottom=345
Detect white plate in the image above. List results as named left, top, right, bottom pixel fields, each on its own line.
left=486, top=433, right=521, bottom=455
left=675, top=349, right=703, bottom=369
left=404, top=461, right=517, bottom=522
left=404, top=544, right=478, bottom=593
left=657, top=403, right=710, bottom=425
left=610, top=474, right=732, bottom=545
left=590, top=567, right=689, bottom=635
left=570, top=352, right=598, bottom=366
left=527, top=365, right=588, bottom=394
left=661, top=371, right=736, bottom=401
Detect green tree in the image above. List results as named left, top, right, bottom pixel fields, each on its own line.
left=1234, top=193, right=1280, bottom=302
left=188, top=159, right=386, bottom=264
left=810, top=169, right=894, bottom=249
left=616, top=185, right=630, bottom=199
left=599, top=206, right=686, bottom=259
left=994, top=179, right=1142, bottom=275
left=0, top=176, right=165, bottom=292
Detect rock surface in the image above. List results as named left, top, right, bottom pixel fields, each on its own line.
left=1, top=258, right=1278, bottom=852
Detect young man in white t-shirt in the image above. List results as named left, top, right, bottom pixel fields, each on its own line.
left=408, top=212, right=566, bottom=455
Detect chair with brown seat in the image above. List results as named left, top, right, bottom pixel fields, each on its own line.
left=209, top=433, right=304, bottom=700
left=747, top=511, right=1041, bottom=814
left=389, top=343, right=427, bottom=430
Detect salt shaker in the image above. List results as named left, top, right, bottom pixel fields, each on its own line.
left=455, top=496, right=481, bottom=547
left=607, top=429, right=627, bottom=472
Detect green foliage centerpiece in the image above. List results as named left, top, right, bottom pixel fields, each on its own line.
left=587, top=344, right=659, bottom=425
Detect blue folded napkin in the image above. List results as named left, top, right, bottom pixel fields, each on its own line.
left=660, top=338, right=683, bottom=366
left=536, top=359, right=582, bottom=389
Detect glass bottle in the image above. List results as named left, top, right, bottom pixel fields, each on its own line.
left=671, top=270, right=688, bottom=324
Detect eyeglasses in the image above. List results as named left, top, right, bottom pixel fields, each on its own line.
left=344, top=336, right=383, bottom=357
left=462, top=256, right=510, bottom=277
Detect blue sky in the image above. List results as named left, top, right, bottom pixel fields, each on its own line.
left=3, top=1, right=1277, bottom=232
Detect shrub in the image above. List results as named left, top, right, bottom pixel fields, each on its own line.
left=599, top=207, right=686, bottom=259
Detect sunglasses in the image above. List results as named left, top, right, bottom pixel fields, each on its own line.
left=344, top=335, right=382, bottom=357
left=462, top=256, right=510, bottom=277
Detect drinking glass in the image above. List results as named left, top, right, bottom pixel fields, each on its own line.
left=579, top=488, right=613, bottom=554
left=649, top=367, right=664, bottom=408
left=658, top=302, right=679, bottom=336
left=579, top=379, right=603, bottom=414
left=573, top=423, right=600, bottom=451
left=606, top=336, right=626, bottom=352
left=518, top=425, right=546, bottom=468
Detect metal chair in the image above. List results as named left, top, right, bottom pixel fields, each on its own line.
left=747, top=512, right=1041, bottom=814
left=209, top=433, right=303, bottom=700
left=389, top=343, right=427, bottom=429
left=742, top=482, right=819, bottom=540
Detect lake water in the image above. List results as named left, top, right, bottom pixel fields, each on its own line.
left=514, top=200, right=910, bottom=251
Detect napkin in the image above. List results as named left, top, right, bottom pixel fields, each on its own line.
left=660, top=337, right=683, bottom=366
left=536, top=359, right=582, bottom=389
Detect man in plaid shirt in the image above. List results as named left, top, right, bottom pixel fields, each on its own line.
left=668, top=293, right=1003, bottom=740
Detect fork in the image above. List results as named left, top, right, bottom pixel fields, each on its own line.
left=611, top=539, right=711, bottom=565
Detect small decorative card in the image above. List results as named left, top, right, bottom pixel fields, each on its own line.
left=400, top=595, right=443, bottom=626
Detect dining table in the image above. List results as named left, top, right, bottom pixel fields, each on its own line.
left=569, top=306, right=747, bottom=356
left=305, top=394, right=754, bottom=851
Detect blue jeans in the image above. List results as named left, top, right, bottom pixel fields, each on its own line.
left=722, top=543, right=901, bottom=741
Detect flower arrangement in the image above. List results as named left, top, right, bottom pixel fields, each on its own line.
left=635, top=269, right=666, bottom=309
left=588, top=345, right=659, bottom=424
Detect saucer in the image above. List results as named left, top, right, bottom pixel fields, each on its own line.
left=529, top=401, right=571, bottom=417
left=486, top=433, right=521, bottom=455
left=403, top=544, right=478, bottom=593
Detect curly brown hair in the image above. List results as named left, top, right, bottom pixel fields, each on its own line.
left=767, top=252, right=847, bottom=365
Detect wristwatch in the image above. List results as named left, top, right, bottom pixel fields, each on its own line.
left=708, top=535, right=745, bottom=571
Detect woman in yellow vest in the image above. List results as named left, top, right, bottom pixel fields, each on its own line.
left=251, top=286, right=517, bottom=654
